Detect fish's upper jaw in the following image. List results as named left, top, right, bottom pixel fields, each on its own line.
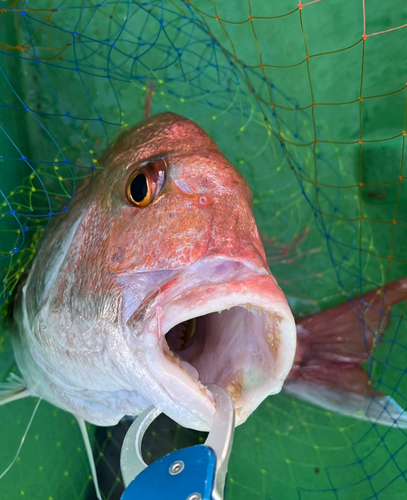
left=140, top=263, right=296, bottom=431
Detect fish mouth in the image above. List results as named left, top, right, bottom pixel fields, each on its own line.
left=142, top=261, right=296, bottom=431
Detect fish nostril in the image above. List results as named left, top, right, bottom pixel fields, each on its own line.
left=175, top=179, right=194, bottom=194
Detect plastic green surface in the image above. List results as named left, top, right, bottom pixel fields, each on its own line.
left=0, top=1, right=406, bottom=499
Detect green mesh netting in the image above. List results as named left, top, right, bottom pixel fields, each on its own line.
left=0, top=1, right=406, bottom=499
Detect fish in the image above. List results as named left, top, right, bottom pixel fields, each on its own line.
left=2, top=112, right=407, bottom=435
left=1, top=111, right=406, bottom=499
left=3, top=112, right=298, bottom=433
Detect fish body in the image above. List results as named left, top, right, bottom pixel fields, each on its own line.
left=7, top=112, right=407, bottom=432
left=11, top=112, right=296, bottom=431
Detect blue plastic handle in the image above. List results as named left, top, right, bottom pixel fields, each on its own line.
left=121, top=444, right=217, bottom=500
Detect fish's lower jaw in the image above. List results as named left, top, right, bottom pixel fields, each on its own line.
left=144, top=274, right=296, bottom=430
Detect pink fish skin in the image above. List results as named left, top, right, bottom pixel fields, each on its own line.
left=11, top=112, right=296, bottom=431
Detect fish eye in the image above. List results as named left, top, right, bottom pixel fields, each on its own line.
left=126, top=159, right=166, bottom=207
left=128, top=172, right=150, bottom=207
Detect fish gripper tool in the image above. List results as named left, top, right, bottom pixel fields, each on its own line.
left=120, top=384, right=235, bottom=500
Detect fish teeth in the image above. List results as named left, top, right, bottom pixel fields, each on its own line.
left=224, top=369, right=244, bottom=404
left=266, top=312, right=281, bottom=354
left=163, top=343, right=203, bottom=388
left=179, top=364, right=194, bottom=381
left=179, top=359, right=199, bottom=381
left=258, top=307, right=264, bottom=316
left=246, top=303, right=252, bottom=312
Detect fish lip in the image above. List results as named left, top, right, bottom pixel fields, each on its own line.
left=141, top=269, right=296, bottom=431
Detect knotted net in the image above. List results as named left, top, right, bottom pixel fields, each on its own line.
left=0, top=1, right=406, bottom=499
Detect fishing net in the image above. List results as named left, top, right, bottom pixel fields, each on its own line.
left=0, top=0, right=406, bottom=499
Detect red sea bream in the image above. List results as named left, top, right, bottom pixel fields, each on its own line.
left=10, top=112, right=297, bottom=431
left=4, top=112, right=407, bottom=436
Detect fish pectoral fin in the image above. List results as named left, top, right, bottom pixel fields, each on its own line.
left=0, top=373, right=29, bottom=407
left=283, top=380, right=407, bottom=428
left=75, top=416, right=102, bottom=500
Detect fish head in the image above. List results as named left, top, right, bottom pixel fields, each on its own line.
left=90, top=112, right=296, bottom=429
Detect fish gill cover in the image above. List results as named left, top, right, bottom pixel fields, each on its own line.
left=0, top=0, right=406, bottom=499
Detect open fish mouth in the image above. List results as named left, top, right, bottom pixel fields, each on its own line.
left=142, top=261, right=297, bottom=431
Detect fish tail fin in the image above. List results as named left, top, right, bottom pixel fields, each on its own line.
left=0, top=373, right=30, bottom=407
left=286, top=277, right=407, bottom=427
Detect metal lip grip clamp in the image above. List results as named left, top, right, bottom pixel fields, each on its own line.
left=120, top=384, right=235, bottom=500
